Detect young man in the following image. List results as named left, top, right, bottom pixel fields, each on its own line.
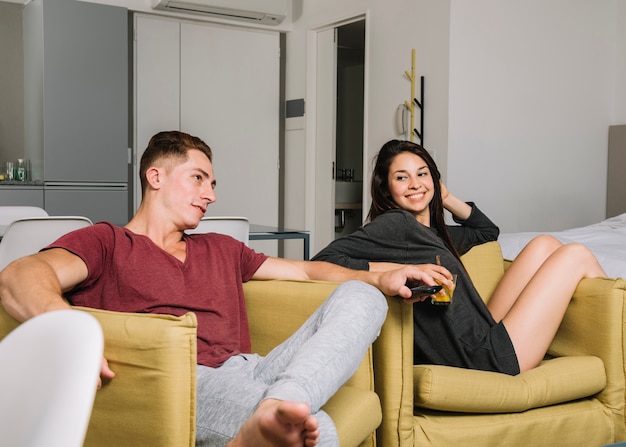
left=0, top=131, right=450, bottom=447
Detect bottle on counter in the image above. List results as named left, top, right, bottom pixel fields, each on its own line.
left=17, top=159, right=25, bottom=181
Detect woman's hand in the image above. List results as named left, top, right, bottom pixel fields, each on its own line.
left=440, top=181, right=472, bottom=220
left=440, top=181, right=450, bottom=202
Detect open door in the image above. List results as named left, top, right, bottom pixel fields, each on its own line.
left=311, top=18, right=366, bottom=255
left=313, top=27, right=337, bottom=254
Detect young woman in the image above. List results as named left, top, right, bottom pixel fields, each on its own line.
left=313, top=139, right=606, bottom=374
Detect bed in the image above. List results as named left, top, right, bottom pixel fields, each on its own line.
left=498, top=213, right=626, bottom=279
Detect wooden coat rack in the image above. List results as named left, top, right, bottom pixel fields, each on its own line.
left=404, top=48, right=424, bottom=145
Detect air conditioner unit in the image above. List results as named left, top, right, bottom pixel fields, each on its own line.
left=151, top=0, right=287, bottom=26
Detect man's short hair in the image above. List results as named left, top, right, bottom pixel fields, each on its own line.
left=139, top=131, right=213, bottom=194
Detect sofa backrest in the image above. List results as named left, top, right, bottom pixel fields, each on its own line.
left=460, top=241, right=505, bottom=303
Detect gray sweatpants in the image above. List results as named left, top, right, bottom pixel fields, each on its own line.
left=195, top=280, right=388, bottom=447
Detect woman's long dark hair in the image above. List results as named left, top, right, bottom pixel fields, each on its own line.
left=367, top=139, right=461, bottom=261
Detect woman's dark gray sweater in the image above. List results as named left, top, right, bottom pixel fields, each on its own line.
left=312, top=205, right=519, bottom=374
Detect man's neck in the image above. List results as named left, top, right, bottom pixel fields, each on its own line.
left=125, top=207, right=186, bottom=254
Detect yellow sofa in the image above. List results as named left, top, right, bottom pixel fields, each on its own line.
left=373, top=241, right=626, bottom=446
left=0, top=280, right=381, bottom=447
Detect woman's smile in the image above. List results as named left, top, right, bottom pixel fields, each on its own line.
left=388, top=152, right=434, bottom=222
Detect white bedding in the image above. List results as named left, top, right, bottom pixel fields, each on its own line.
left=498, top=213, right=626, bottom=279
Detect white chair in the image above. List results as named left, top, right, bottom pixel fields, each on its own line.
left=0, top=206, right=48, bottom=237
left=0, top=309, right=104, bottom=447
left=0, top=216, right=93, bottom=271
left=185, top=216, right=250, bottom=245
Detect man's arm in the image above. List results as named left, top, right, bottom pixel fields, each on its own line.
left=0, top=248, right=88, bottom=322
left=252, top=257, right=452, bottom=300
left=0, top=248, right=116, bottom=384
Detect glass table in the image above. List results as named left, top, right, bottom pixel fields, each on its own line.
left=249, top=224, right=310, bottom=260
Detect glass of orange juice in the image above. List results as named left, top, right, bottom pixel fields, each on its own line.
left=432, top=274, right=457, bottom=305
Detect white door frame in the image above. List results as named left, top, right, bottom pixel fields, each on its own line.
left=304, top=12, right=369, bottom=254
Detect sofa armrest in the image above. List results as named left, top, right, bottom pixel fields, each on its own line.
left=372, top=295, right=415, bottom=447
left=547, top=277, right=626, bottom=436
left=0, top=304, right=198, bottom=447
left=79, top=307, right=198, bottom=447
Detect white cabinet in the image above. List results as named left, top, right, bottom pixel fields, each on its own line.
left=134, top=15, right=280, bottom=233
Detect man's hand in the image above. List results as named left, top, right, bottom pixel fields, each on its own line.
left=377, top=264, right=453, bottom=301
left=97, top=357, right=116, bottom=389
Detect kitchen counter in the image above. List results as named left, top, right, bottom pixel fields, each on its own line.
left=0, top=181, right=44, bottom=187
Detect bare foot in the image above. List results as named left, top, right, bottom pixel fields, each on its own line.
left=227, top=399, right=319, bottom=447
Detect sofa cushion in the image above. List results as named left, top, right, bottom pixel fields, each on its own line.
left=413, top=356, right=606, bottom=413
left=460, top=241, right=505, bottom=303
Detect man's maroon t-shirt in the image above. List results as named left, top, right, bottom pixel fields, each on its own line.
left=47, top=222, right=267, bottom=367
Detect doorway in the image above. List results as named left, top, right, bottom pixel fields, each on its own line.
left=310, top=17, right=366, bottom=254
left=334, top=20, right=365, bottom=239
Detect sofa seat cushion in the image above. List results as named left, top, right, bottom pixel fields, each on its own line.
left=414, top=355, right=606, bottom=413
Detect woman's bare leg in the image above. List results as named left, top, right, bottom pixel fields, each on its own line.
left=499, top=243, right=605, bottom=372
left=488, top=235, right=563, bottom=322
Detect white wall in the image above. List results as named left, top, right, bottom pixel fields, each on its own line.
left=447, top=0, right=625, bottom=233
left=615, top=1, right=626, bottom=122
left=81, top=0, right=626, bottom=240
left=284, top=0, right=451, bottom=256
